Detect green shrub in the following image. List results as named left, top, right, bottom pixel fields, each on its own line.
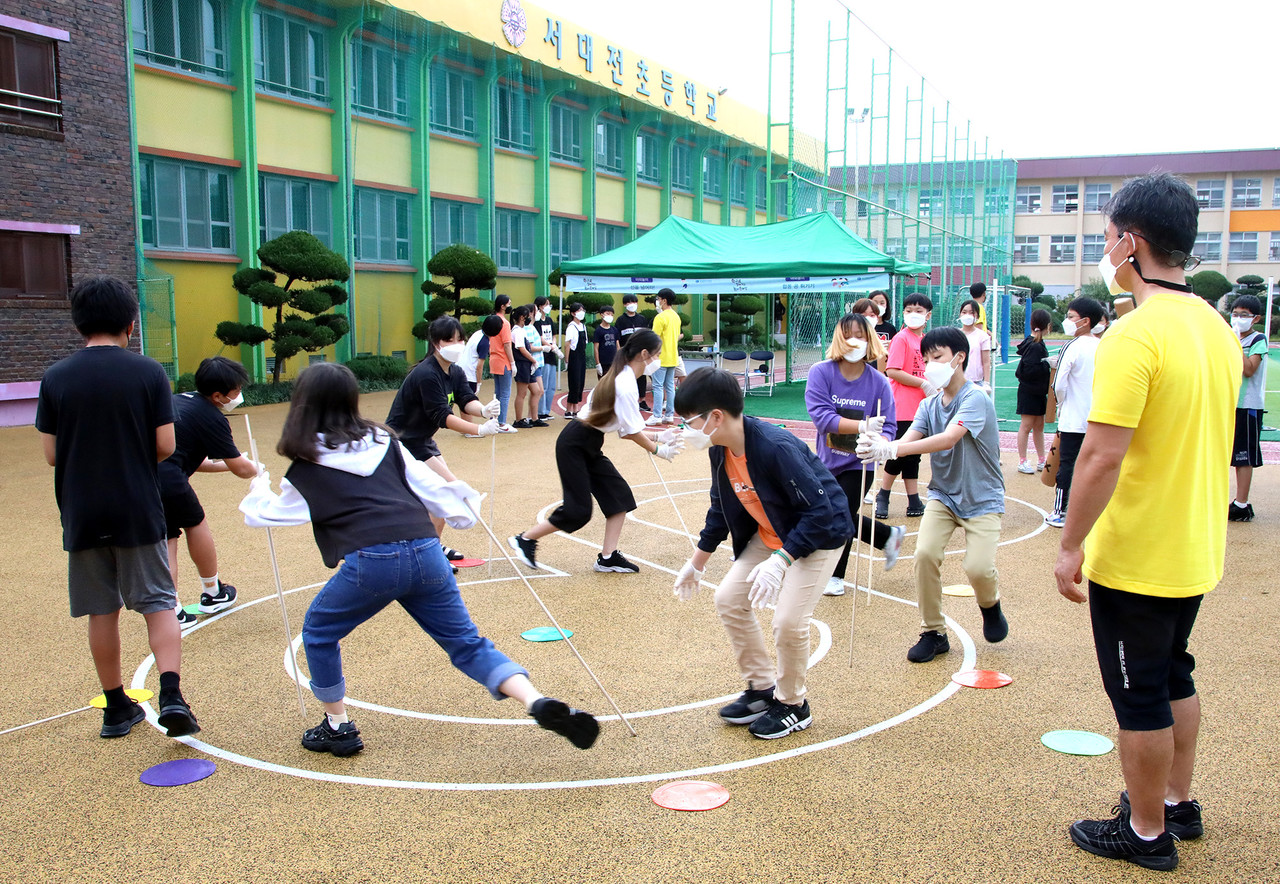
left=175, top=372, right=196, bottom=393
left=345, top=355, right=410, bottom=383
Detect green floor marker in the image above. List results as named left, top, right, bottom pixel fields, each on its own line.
left=1041, top=729, right=1114, bottom=756
left=521, top=626, right=573, bottom=642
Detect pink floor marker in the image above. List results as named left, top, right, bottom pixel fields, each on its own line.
left=652, top=780, right=731, bottom=812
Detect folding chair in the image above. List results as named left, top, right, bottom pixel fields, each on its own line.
left=746, top=350, right=775, bottom=396
left=721, top=350, right=749, bottom=391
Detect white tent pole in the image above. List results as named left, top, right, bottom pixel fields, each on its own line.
left=1266, top=276, right=1275, bottom=344
left=557, top=279, right=565, bottom=392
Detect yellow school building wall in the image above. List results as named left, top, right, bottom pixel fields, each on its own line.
left=351, top=272, right=417, bottom=358
left=594, top=177, right=625, bottom=222
left=134, top=69, right=235, bottom=159
left=352, top=121, right=412, bottom=188
left=671, top=193, right=694, bottom=219
left=159, top=260, right=242, bottom=376
left=496, top=277, right=536, bottom=305
left=730, top=207, right=747, bottom=226
left=702, top=200, right=722, bottom=223
left=255, top=101, right=334, bottom=175
left=549, top=167, right=583, bottom=215
left=429, top=138, right=480, bottom=199
left=494, top=153, right=536, bottom=207
left=636, top=186, right=661, bottom=227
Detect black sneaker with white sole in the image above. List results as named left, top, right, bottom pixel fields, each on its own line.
left=530, top=697, right=599, bottom=749
left=748, top=699, right=812, bottom=740
left=176, top=607, right=198, bottom=628
left=907, top=630, right=950, bottom=663
left=1119, top=791, right=1203, bottom=840
left=508, top=533, right=541, bottom=570
left=197, top=581, right=237, bottom=615
left=302, top=717, right=364, bottom=757
left=1069, top=810, right=1179, bottom=871
left=719, top=685, right=775, bottom=725
left=594, top=550, right=640, bottom=573
left=156, top=692, right=200, bottom=737
left=100, top=701, right=146, bottom=738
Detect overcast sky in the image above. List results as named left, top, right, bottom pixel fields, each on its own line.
left=547, top=0, right=1280, bottom=162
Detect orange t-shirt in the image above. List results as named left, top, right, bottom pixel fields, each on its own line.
left=724, top=449, right=782, bottom=550
left=488, top=317, right=513, bottom=374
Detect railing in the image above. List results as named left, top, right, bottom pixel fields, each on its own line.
left=0, top=87, right=61, bottom=124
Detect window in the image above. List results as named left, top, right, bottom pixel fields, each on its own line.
left=755, top=167, right=767, bottom=209
left=1013, top=236, right=1039, bottom=263
left=1232, top=178, right=1262, bottom=209
left=885, top=237, right=904, bottom=257
left=702, top=155, right=722, bottom=199
left=915, top=239, right=942, bottom=264
left=494, top=81, right=532, bottom=151
left=1083, top=183, right=1111, bottom=213
left=1081, top=233, right=1105, bottom=264
left=352, top=39, right=407, bottom=121
left=132, top=0, right=228, bottom=78
left=595, top=224, right=626, bottom=254
left=0, top=231, right=68, bottom=297
left=671, top=143, right=692, bottom=192
left=549, top=217, right=583, bottom=268
left=1270, top=232, right=1280, bottom=262
left=730, top=163, right=746, bottom=205
left=594, top=118, right=622, bottom=173
left=950, top=189, right=974, bottom=215
left=884, top=190, right=902, bottom=212
left=0, top=26, right=61, bottom=131
left=431, top=199, right=479, bottom=253
left=548, top=102, right=581, bottom=163
left=253, top=9, right=326, bottom=101
left=259, top=174, right=332, bottom=246
left=917, top=189, right=942, bottom=216
left=1274, top=177, right=1280, bottom=208
left=353, top=187, right=409, bottom=263
left=429, top=63, right=475, bottom=137
left=1228, top=232, right=1257, bottom=262
left=1049, top=234, right=1076, bottom=263
left=1015, top=185, right=1041, bottom=214
left=139, top=156, right=233, bottom=251
left=1195, top=179, right=1224, bottom=209
left=949, top=241, right=974, bottom=264
left=636, top=131, right=660, bottom=182
left=1194, top=231, right=1221, bottom=263
left=495, top=209, right=534, bottom=272
left=1051, top=184, right=1078, bottom=214
left=983, top=190, right=1008, bottom=215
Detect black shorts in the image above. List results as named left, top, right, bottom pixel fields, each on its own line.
left=162, top=482, right=205, bottom=539
left=1232, top=408, right=1263, bottom=468
left=515, top=359, right=535, bottom=384
left=548, top=420, right=637, bottom=534
left=882, top=420, right=921, bottom=480
left=1088, top=581, right=1202, bottom=731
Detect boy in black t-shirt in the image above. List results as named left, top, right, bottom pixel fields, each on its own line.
left=160, top=357, right=260, bottom=626
left=592, top=305, right=619, bottom=377
left=615, top=294, right=651, bottom=410
left=36, top=276, right=200, bottom=739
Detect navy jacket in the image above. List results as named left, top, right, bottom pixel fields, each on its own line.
left=698, top=416, right=852, bottom=560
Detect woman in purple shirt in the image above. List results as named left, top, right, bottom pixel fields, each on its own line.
left=805, top=313, right=907, bottom=596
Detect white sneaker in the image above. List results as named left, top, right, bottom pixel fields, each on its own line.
left=1044, top=511, right=1065, bottom=528
left=1017, top=459, right=1035, bottom=474
left=644, top=415, right=665, bottom=426
left=883, top=525, right=906, bottom=571
left=823, top=576, right=846, bottom=596
left=498, top=424, right=518, bottom=433
left=863, top=490, right=875, bottom=505
left=1037, top=460, right=1047, bottom=472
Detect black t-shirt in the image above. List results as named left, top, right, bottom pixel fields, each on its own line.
left=614, top=312, right=650, bottom=341
left=874, top=321, right=897, bottom=352
left=385, top=355, right=479, bottom=460
left=592, top=323, right=620, bottom=369
left=532, top=316, right=557, bottom=368
left=36, top=346, right=174, bottom=551
left=158, top=392, right=241, bottom=492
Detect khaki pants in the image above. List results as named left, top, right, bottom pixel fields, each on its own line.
left=713, top=534, right=840, bottom=706
left=913, top=499, right=1001, bottom=633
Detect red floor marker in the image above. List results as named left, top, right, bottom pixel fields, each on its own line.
left=453, top=558, right=486, bottom=568
left=652, top=780, right=731, bottom=812
left=952, top=670, right=1013, bottom=689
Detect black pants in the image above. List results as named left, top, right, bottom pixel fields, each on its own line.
left=548, top=420, right=637, bottom=533
left=637, top=374, right=648, bottom=406
left=833, top=469, right=892, bottom=579
left=1054, top=431, right=1085, bottom=513
left=567, top=354, right=586, bottom=406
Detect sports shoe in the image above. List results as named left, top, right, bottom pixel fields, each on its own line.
left=594, top=550, right=640, bottom=573
left=156, top=693, right=200, bottom=737
left=176, top=607, right=198, bottom=628
left=1017, top=459, right=1035, bottom=474
left=508, top=533, right=542, bottom=571
left=512, top=418, right=533, bottom=429
left=883, top=526, right=906, bottom=571
left=663, top=413, right=676, bottom=424
left=1068, top=810, right=1179, bottom=871
left=301, top=717, right=364, bottom=757
left=905, top=499, right=926, bottom=518
left=907, top=630, right=950, bottom=663
left=442, top=546, right=465, bottom=562
left=100, top=701, right=146, bottom=738
left=822, top=576, right=846, bottom=596
left=1037, top=459, right=1047, bottom=472
left=530, top=419, right=549, bottom=427
left=538, top=413, right=555, bottom=421
left=498, top=423, right=518, bottom=433
left=874, top=491, right=890, bottom=520
left=980, top=599, right=1009, bottom=643
left=863, top=490, right=875, bottom=505
left=748, top=699, right=812, bottom=740
left=1044, top=510, right=1066, bottom=528
left=719, top=685, right=775, bottom=725
left=644, top=414, right=665, bottom=426
left=1228, top=501, right=1255, bottom=522
left=1119, top=791, right=1203, bottom=840
left=530, top=697, right=599, bottom=749
left=197, top=581, right=237, bottom=615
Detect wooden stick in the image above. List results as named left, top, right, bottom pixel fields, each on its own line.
left=864, top=400, right=883, bottom=609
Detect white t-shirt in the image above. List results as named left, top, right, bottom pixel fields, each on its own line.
left=1054, top=334, right=1099, bottom=433
left=582, top=365, right=644, bottom=437
left=461, top=330, right=485, bottom=384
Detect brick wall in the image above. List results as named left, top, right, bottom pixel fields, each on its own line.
left=0, top=2, right=138, bottom=383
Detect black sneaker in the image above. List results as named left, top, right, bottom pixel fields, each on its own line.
left=1119, top=791, right=1203, bottom=840
left=538, top=413, right=555, bottom=421
left=508, top=533, right=542, bottom=571
left=100, top=701, right=146, bottom=738
left=156, top=693, right=201, bottom=738
left=197, top=581, right=237, bottom=615
left=748, top=699, right=812, bottom=740
left=1228, top=502, right=1255, bottom=522
left=530, top=697, right=599, bottom=749
left=512, top=418, right=533, bottom=429
left=302, top=717, right=364, bottom=757
left=1069, top=810, right=1179, bottom=871
left=442, top=546, right=466, bottom=562
left=176, top=607, right=198, bottom=628
left=594, top=550, right=640, bottom=573
left=719, top=685, right=775, bottom=725
left=980, top=599, right=1009, bottom=643
left=530, top=419, right=549, bottom=427
left=874, top=491, right=890, bottom=520
left=907, top=630, right=950, bottom=663
left=905, top=498, right=926, bottom=517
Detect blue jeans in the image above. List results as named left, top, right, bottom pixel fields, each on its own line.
left=652, top=366, right=677, bottom=417
left=492, top=368, right=513, bottom=425
left=301, top=538, right=527, bottom=703
left=539, top=364, right=558, bottom=415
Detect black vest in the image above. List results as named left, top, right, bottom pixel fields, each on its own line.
left=285, top=441, right=436, bottom=568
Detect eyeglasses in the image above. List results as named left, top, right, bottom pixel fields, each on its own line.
left=1125, top=230, right=1202, bottom=272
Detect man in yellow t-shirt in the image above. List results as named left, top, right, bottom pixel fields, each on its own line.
left=648, top=288, right=683, bottom=425
left=1054, top=173, right=1241, bottom=871
left=970, top=282, right=988, bottom=332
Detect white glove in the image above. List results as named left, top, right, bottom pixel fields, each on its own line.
left=920, top=379, right=939, bottom=397
left=480, top=399, right=501, bottom=420
left=655, top=438, right=684, bottom=462
left=657, top=426, right=682, bottom=445
left=981, top=382, right=993, bottom=396
left=747, top=553, right=789, bottom=609
left=250, top=470, right=271, bottom=492
left=859, top=415, right=886, bottom=436
left=476, top=418, right=501, bottom=437
left=855, top=433, right=898, bottom=464
left=673, top=558, right=705, bottom=601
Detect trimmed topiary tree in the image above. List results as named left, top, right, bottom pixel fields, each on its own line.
left=1190, top=270, right=1233, bottom=306
left=1237, top=275, right=1267, bottom=297
left=414, top=245, right=498, bottom=340
left=217, top=231, right=350, bottom=384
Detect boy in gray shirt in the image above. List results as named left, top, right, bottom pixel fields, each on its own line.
left=857, top=326, right=1008, bottom=662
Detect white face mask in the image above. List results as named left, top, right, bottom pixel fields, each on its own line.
left=626, top=303, right=638, bottom=313
left=1231, top=316, right=1255, bottom=334
left=601, top=315, right=613, bottom=325
left=1062, top=318, right=1078, bottom=337
left=1098, top=234, right=1130, bottom=296
left=1092, top=322, right=1106, bottom=336
left=220, top=391, right=244, bottom=413
left=903, top=312, right=928, bottom=330
left=960, top=313, right=975, bottom=327
left=843, top=338, right=867, bottom=362
left=874, top=302, right=886, bottom=316
left=438, top=342, right=466, bottom=363
left=643, top=358, right=660, bottom=376
left=684, top=414, right=716, bottom=451
left=923, top=357, right=957, bottom=391
left=574, top=311, right=585, bottom=321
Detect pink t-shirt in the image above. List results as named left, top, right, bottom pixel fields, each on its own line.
left=963, top=327, right=991, bottom=384
left=886, top=328, right=926, bottom=421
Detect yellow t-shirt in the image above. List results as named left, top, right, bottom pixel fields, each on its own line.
left=652, top=308, right=681, bottom=367
left=977, top=301, right=987, bottom=332
left=1082, top=292, right=1241, bottom=598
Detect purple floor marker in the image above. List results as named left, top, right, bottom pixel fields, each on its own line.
left=140, top=758, right=216, bottom=787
